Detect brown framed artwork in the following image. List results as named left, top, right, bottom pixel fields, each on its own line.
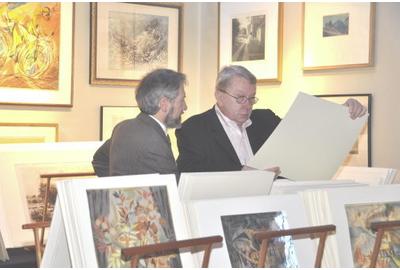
left=90, top=3, right=182, bottom=87
left=316, top=94, right=371, bottom=167
left=303, top=3, right=375, bottom=70
left=100, top=106, right=141, bottom=140
left=218, top=3, right=283, bottom=83
left=0, top=123, right=58, bottom=143
left=0, top=3, right=74, bottom=107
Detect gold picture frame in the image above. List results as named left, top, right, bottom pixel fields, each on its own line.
left=0, top=123, right=58, bottom=143
left=100, top=106, right=141, bottom=140
left=316, top=94, right=371, bottom=166
left=0, top=3, right=74, bottom=107
left=90, top=3, right=182, bottom=87
left=303, top=3, right=375, bottom=70
left=218, top=3, right=283, bottom=83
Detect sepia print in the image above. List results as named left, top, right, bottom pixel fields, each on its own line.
left=323, top=13, right=349, bottom=37
left=87, top=186, right=181, bottom=268
left=0, top=2, right=61, bottom=90
left=345, top=201, right=400, bottom=268
left=108, top=11, right=168, bottom=73
left=15, top=162, right=94, bottom=222
left=221, top=211, right=298, bottom=268
left=231, top=14, right=265, bottom=62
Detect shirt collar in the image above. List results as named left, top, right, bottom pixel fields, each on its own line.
left=149, top=115, right=168, bottom=135
left=215, top=104, right=252, bottom=130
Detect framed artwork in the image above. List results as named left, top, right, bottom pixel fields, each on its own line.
left=0, top=3, right=74, bottom=106
left=218, top=3, right=283, bottom=83
left=100, top=106, right=141, bottom=140
left=0, top=123, right=58, bottom=143
left=90, top=3, right=182, bottom=86
left=303, top=3, right=375, bottom=70
left=316, top=94, right=371, bottom=166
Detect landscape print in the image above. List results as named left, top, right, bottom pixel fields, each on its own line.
left=231, top=14, right=265, bottom=62
left=345, top=201, right=400, bottom=267
left=0, top=2, right=61, bottom=89
left=323, top=13, right=349, bottom=37
left=221, top=211, right=298, bottom=268
left=108, top=11, right=168, bottom=73
left=87, top=186, right=181, bottom=268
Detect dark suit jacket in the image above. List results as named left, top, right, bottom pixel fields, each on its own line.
left=175, top=107, right=281, bottom=172
left=108, top=112, right=177, bottom=176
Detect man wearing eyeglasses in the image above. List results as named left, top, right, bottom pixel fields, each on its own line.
left=175, top=65, right=366, bottom=175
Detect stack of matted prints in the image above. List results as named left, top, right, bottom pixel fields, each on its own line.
left=0, top=141, right=101, bottom=249
left=333, top=166, right=398, bottom=185
left=42, top=174, right=195, bottom=268
left=301, top=184, right=400, bottom=267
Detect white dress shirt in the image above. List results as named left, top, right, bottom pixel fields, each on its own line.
left=215, top=105, right=254, bottom=165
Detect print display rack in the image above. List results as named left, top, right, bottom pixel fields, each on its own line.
left=122, top=235, right=223, bottom=267
left=254, top=224, right=336, bottom=268
left=22, top=171, right=96, bottom=267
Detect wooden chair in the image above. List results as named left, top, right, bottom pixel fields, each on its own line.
left=254, top=224, right=336, bottom=268
left=369, top=220, right=400, bottom=268
left=21, top=172, right=95, bottom=266
left=121, top=235, right=223, bottom=267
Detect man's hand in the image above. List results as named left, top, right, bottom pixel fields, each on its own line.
left=242, top=165, right=281, bottom=179
left=343, top=98, right=367, bottom=119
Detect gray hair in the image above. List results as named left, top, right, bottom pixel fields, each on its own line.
left=216, top=65, right=256, bottom=91
left=135, top=69, right=186, bottom=115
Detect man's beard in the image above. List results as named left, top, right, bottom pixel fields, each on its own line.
left=165, top=106, right=182, bottom=129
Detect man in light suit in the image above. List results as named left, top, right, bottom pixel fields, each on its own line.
left=175, top=65, right=367, bottom=175
left=92, top=69, right=187, bottom=178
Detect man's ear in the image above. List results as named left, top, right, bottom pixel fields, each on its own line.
left=159, top=96, right=171, bottom=113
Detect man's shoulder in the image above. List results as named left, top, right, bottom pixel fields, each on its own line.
left=181, top=107, right=215, bottom=128
left=251, top=109, right=280, bottom=121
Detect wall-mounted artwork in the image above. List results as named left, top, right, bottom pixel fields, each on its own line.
left=316, top=94, right=371, bottom=166
left=100, top=106, right=141, bottom=140
left=90, top=3, right=181, bottom=86
left=303, top=3, right=375, bottom=70
left=219, top=3, right=282, bottom=83
left=345, top=201, right=400, bottom=268
left=0, top=3, right=74, bottom=106
left=0, top=123, right=58, bottom=143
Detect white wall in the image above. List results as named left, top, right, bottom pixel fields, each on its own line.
left=0, top=3, right=399, bottom=173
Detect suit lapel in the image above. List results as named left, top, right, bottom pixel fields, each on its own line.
left=208, top=107, right=242, bottom=166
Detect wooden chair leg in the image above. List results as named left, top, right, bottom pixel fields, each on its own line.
left=201, top=244, right=213, bottom=268
left=32, top=228, right=42, bottom=267
left=369, top=229, right=384, bottom=268
left=314, top=232, right=328, bottom=268
left=257, top=239, right=269, bottom=268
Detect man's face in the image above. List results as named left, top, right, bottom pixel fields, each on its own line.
left=165, top=85, right=187, bottom=128
left=216, top=76, right=256, bottom=126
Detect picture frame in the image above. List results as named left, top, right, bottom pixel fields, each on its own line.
left=218, top=3, right=283, bottom=83
left=0, top=123, right=58, bottom=143
left=0, top=3, right=74, bottom=107
left=316, top=94, right=371, bottom=166
left=303, top=3, right=375, bottom=70
left=90, top=3, right=182, bottom=86
left=100, top=106, right=141, bottom=140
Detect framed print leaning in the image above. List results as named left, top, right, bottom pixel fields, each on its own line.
left=0, top=3, right=74, bottom=107
left=316, top=94, right=371, bottom=166
left=218, top=3, right=283, bottom=83
left=100, top=106, right=141, bottom=140
left=0, top=123, right=58, bottom=143
left=90, top=3, right=182, bottom=86
left=303, top=3, right=375, bottom=70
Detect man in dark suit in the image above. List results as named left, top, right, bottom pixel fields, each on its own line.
left=92, top=69, right=187, bottom=177
left=175, top=65, right=366, bottom=174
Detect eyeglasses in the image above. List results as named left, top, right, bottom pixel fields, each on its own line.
left=218, top=89, right=259, bottom=105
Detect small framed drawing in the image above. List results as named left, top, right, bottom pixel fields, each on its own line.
left=303, top=3, right=375, bottom=70
left=0, top=123, right=58, bottom=143
left=316, top=94, right=371, bottom=166
left=100, top=106, right=141, bottom=140
left=90, top=3, right=182, bottom=86
left=0, top=3, right=74, bottom=107
left=218, top=3, right=283, bottom=83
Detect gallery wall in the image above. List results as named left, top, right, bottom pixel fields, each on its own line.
left=0, top=3, right=399, bottom=174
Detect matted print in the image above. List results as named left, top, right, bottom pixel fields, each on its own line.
left=87, top=185, right=181, bottom=268
left=0, top=123, right=58, bottom=143
left=100, top=106, right=141, bottom=140
left=221, top=211, right=298, bottom=268
left=345, top=201, right=400, bottom=268
left=0, top=3, right=74, bottom=106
